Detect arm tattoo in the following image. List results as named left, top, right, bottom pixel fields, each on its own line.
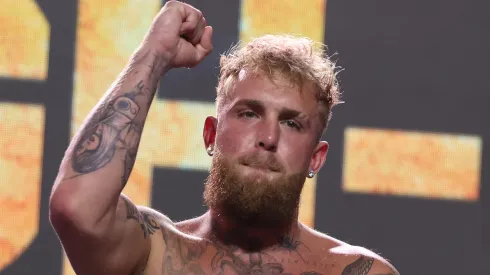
left=122, top=196, right=160, bottom=238
left=341, top=256, right=374, bottom=275
left=70, top=81, right=151, bottom=186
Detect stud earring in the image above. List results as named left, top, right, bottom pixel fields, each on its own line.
left=307, top=170, right=315, bottom=178
left=206, top=146, right=214, bottom=156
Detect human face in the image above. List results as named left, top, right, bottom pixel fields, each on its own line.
left=203, top=71, right=328, bottom=226
left=217, top=71, right=326, bottom=177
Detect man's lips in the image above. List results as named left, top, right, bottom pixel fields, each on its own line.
left=238, top=152, right=283, bottom=172
left=242, top=162, right=281, bottom=172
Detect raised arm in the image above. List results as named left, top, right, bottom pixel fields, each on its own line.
left=49, top=2, right=213, bottom=274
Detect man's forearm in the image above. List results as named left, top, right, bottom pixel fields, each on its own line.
left=51, top=46, right=168, bottom=229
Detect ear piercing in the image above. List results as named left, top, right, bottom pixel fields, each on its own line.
left=307, top=170, right=315, bottom=178
left=206, top=146, right=214, bottom=156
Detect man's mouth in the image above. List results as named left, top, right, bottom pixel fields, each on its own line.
left=243, top=162, right=281, bottom=172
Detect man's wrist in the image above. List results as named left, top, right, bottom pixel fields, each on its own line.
left=130, top=45, right=171, bottom=79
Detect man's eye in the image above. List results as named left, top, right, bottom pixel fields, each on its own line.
left=239, top=111, right=257, bottom=118
left=285, top=120, right=301, bottom=130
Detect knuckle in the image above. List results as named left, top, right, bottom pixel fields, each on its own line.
left=164, top=1, right=181, bottom=10
left=195, top=9, right=203, bottom=18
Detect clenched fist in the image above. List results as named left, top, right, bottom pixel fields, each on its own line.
left=142, top=1, right=213, bottom=70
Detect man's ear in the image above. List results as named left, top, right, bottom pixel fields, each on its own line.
left=308, top=141, right=329, bottom=175
left=203, top=116, right=217, bottom=156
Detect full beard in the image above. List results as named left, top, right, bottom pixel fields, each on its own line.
left=203, top=150, right=306, bottom=229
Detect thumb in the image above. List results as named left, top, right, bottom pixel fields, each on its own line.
left=195, top=26, right=213, bottom=60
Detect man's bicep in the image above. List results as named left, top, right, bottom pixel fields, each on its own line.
left=62, top=195, right=156, bottom=274
left=93, top=194, right=160, bottom=274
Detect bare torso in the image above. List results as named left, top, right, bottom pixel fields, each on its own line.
left=140, top=210, right=390, bottom=275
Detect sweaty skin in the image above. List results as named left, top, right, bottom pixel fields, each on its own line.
left=49, top=1, right=400, bottom=275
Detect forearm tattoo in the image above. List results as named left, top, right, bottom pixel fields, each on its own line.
left=122, top=196, right=160, bottom=238
left=341, top=256, right=374, bottom=275
left=70, top=80, right=153, bottom=186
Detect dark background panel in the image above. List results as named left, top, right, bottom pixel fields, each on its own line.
left=0, top=79, right=45, bottom=104
left=152, top=167, right=208, bottom=221
left=324, top=0, right=490, bottom=134
left=158, top=0, right=241, bottom=103
left=320, top=0, right=489, bottom=274
left=322, top=194, right=481, bottom=274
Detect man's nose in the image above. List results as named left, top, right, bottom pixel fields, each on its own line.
left=256, top=120, right=279, bottom=152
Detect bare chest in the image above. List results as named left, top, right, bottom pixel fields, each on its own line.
left=146, top=240, right=338, bottom=275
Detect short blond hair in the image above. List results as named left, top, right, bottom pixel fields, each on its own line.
left=217, top=34, right=342, bottom=130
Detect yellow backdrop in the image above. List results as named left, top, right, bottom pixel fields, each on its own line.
left=0, top=0, right=481, bottom=274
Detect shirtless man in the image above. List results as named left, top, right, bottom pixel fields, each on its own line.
left=49, top=1, right=400, bottom=275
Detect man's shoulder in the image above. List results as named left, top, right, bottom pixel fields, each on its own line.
left=329, top=245, right=400, bottom=275
left=304, top=227, right=400, bottom=275
left=135, top=206, right=203, bottom=240
left=136, top=205, right=173, bottom=225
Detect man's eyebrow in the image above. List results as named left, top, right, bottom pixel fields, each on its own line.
left=232, top=99, right=265, bottom=111
left=279, top=107, right=311, bottom=128
left=278, top=107, right=301, bottom=118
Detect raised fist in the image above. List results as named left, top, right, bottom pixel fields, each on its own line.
left=143, top=1, right=213, bottom=70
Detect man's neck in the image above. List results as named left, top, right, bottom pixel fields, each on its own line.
left=206, top=209, right=300, bottom=252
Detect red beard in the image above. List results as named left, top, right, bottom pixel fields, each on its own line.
left=203, top=150, right=306, bottom=228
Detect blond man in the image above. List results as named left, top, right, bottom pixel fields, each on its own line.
left=50, top=1, right=400, bottom=275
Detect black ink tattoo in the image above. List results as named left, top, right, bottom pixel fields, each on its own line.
left=278, top=236, right=306, bottom=250
left=274, top=235, right=311, bottom=263
left=162, top=228, right=207, bottom=275
left=341, top=256, right=374, bottom=275
left=213, top=251, right=289, bottom=275
left=161, top=228, right=323, bottom=275
left=70, top=81, right=151, bottom=187
left=122, top=196, right=160, bottom=238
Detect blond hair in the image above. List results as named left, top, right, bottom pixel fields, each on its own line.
left=217, top=34, right=342, bottom=130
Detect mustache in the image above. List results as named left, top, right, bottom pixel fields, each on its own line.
left=238, top=152, right=284, bottom=172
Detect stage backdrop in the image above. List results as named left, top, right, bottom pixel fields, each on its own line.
left=0, top=0, right=488, bottom=274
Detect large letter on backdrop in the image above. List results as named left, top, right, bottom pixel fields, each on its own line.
left=0, top=0, right=49, bottom=80
left=0, top=104, right=45, bottom=271
left=343, top=127, right=481, bottom=201
left=0, top=0, right=48, bottom=271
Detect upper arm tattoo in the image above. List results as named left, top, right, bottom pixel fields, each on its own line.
left=341, top=256, right=374, bottom=275
left=122, top=196, right=160, bottom=238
